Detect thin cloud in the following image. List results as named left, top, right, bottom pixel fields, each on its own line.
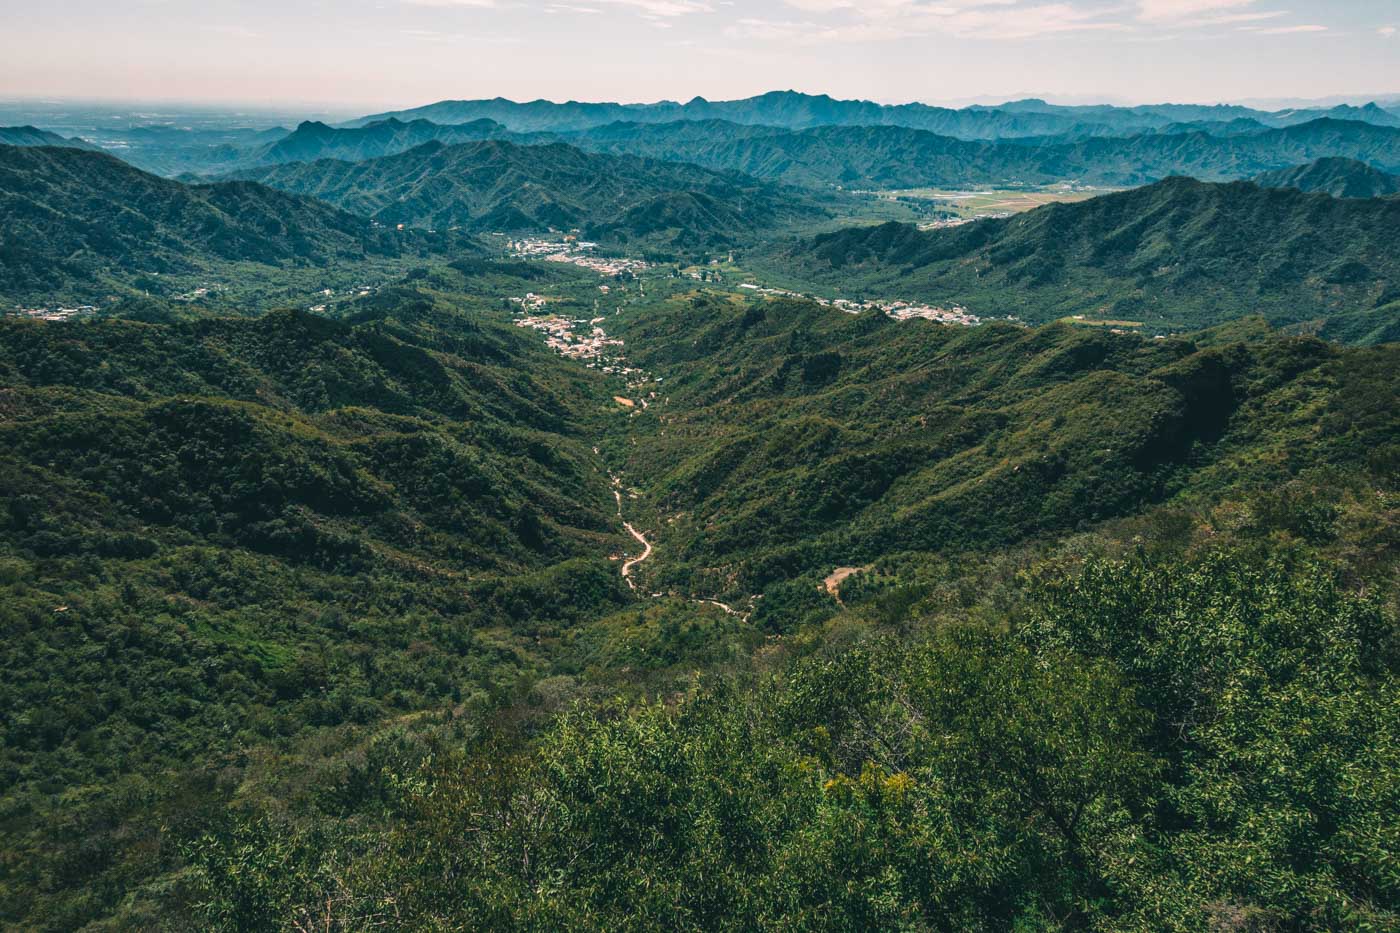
left=591, top=0, right=714, bottom=14
left=1136, top=0, right=1254, bottom=22
left=1249, top=23, right=1327, bottom=33
left=756, top=1, right=1128, bottom=42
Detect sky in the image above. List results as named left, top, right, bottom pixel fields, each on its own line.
left=1, top=0, right=1397, bottom=114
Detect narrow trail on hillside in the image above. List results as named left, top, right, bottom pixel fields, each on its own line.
left=567, top=306, right=752, bottom=617
left=611, top=474, right=653, bottom=590
left=621, top=521, right=653, bottom=587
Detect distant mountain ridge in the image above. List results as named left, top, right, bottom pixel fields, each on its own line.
left=570, top=117, right=1400, bottom=189
left=0, top=126, right=102, bottom=151
left=1253, top=157, right=1400, bottom=198
left=349, top=91, right=1125, bottom=139
left=251, top=117, right=539, bottom=166
left=349, top=90, right=1400, bottom=139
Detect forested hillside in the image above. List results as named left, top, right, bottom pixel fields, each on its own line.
left=186, top=545, right=1400, bottom=930
left=2, top=266, right=1396, bottom=929
left=1254, top=156, right=1400, bottom=197
left=0, top=145, right=434, bottom=304
left=4, top=82, right=1400, bottom=933
left=0, top=288, right=640, bottom=926
left=605, top=294, right=1398, bottom=610
left=153, top=292, right=1399, bottom=932
left=783, top=176, right=1400, bottom=340
left=228, top=139, right=826, bottom=251
left=575, top=117, right=1400, bottom=188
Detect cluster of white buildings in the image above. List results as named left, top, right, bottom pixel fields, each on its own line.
left=514, top=315, right=626, bottom=366
left=509, top=293, right=551, bottom=312
left=508, top=237, right=650, bottom=277
left=917, top=217, right=976, bottom=231
left=308, top=284, right=378, bottom=313
left=885, top=302, right=980, bottom=326
left=737, top=284, right=979, bottom=326
left=8, top=305, right=97, bottom=322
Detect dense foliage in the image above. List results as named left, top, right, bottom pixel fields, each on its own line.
left=576, top=116, right=1400, bottom=189
left=782, top=177, right=1400, bottom=339
left=182, top=547, right=1399, bottom=931
left=0, top=145, right=452, bottom=304
left=0, top=296, right=635, bottom=927
left=227, top=140, right=826, bottom=252
left=1253, top=156, right=1400, bottom=198
left=2, top=277, right=1397, bottom=928
left=603, top=293, right=1399, bottom=610
left=4, top=96, right=1400, bottom=929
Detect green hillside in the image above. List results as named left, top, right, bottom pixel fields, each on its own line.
left=779, top=176, right=1400, bottom=339
left=0, top=145, right=438, bottom=305
left=576, top=117, right=1400, bottom=188
left=1254, top=156, right=1400, bottom=197
left=3, top=90, right=1400, bottom=933
left=605, top=293, right=1398, bottom=604
left=226, top=139, right=828, bottom=253
left=0, top=293, right=635, bottom=927
left=2, top=272, right=1397, bottom=929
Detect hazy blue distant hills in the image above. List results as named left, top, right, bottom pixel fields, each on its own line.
left=0, top=145, right=419, bottom=302
left=1298, top=102, right=1400, bottom=127
left=0, top=126, right=102, bottom=151
left=225, top=139, right=826, bottom=251
left=567, top=117, right=1400, bottom=189
left=82, top=124, right=293, bottom=176
left=1146, top=118, right=1273, bottom=137
left=348, top=90, right=1117, bottom=139
left=14, top=92, right=1400, bottom=181
left=349, top=91, right=1400, bottom=140
left=988, top=97, right=1400, bottom=128
left=250, top=117, right=543, bottom=166
left=782, top=176, right=1400, bottom=341
left=25, top=92, right=1400, bottom=182
left=1253, top=157, right=1400, bottom=198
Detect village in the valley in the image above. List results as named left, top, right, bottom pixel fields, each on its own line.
left=5, top=305, right=98, bottom=322
left=736, top=283, right=981, bottom=326
left=507, top=235, right=652, bottom=277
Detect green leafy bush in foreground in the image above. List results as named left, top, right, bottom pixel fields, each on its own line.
left=188, top=548, right=1399, bottom=931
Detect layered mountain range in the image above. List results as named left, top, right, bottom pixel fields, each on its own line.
left=221, top=139, right=826, bottom=247
left=350, top=90, right=1400, bottom=137
left=5, top=87, right=1400, bottom=933
left=0, top=145, right=434, bottom=302
left=782, top=176, right=1400, bottom=341
left=1254, top=156, right=1400, bottom=198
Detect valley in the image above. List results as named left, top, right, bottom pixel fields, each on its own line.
left=2, top=83, right=1399, bottom=932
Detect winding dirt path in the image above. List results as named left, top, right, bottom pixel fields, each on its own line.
left=621, top=522, right=653, bottom=589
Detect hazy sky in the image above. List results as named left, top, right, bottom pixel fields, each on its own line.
left=1, top=0, right=1397, bottom=113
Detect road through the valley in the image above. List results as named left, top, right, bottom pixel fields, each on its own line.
left=621, top=521, right=653, bottom=588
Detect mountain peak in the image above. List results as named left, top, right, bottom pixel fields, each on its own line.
left=1254, top=156, right=1400, bottom=198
